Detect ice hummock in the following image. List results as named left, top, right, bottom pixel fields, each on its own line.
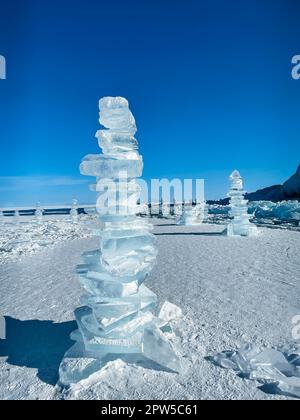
left=59, top=97, right=181, bottom=386
left=248, top=200, right=300, bottom=223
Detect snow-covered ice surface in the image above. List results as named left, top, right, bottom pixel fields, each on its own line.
left=0, top=218, right=299, bottom=400
left=0, top=217, right=92, bottom=265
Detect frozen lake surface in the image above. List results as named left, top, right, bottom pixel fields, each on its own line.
left=0, top=218, right=299, bottom=400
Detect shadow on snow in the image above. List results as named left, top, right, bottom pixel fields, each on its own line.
left=0, top=316, right=77, bottom=386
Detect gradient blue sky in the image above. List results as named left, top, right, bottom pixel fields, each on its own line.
left=0, top=0, right=299, bottom=206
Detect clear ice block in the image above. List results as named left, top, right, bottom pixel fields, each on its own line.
left=59, top=97, right=181, bottom=386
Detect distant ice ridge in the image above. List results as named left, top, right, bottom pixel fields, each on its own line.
left=59, top=97, right=181, bottom=386
left=208, top=200, right=300, bottom=225
left=227, top=170, right=259, bottom=237
left=249, top=200, right=300, bottom=223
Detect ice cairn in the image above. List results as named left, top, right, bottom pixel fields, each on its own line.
left=70, top=199, right=79, bottom=224
left=0, top=209, right=4, bottom=224
left=177, top=201, right=207, bottom=226
left=59, top=97, right=181, bottom=386
left=227, top=170, right=258, bottom=237
left=173, top=199, right=183, bottom=217
left=14, top=209, right=20, bottom=224
left=161, top=200, right=170, bottom=218
left=35, top=203, right=43, bottom=224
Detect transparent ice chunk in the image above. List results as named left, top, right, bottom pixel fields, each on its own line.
left=59, top=340, right=107, bottom=386
left=80, top=285, right=157, bottom=333
left=142, top=326, right=181, bottom=373
left=277, top=376, right=300, bottom=398
left=96, top=130, right=138, bottom=154
left=211, top=343, right=300, bottom=398
left=99, top=97, right=136, bottom=133
left=100, top=234, right=155, bottom=257
left=80, top=155, right=143, bottom=178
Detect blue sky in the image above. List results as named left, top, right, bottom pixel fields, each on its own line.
left=0, top=0, right=299, bottom=206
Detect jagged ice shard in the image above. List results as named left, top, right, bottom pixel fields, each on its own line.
left=59, top=97, right=181, bottom=385
left=227, top=170, right=258, bottom=237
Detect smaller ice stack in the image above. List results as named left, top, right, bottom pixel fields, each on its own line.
left=70, top=199, right=79, bottom=224
left=195, top=201, right=208, bottom=224
left=227, top=170, right=258, bottom=237
left=0, top=209, right=4, bottom=224
left=177, top=202, right=206, bottom=226
left=35, top=203, right=43, bottom=225
left=14, top=210, right=20, bottom=224
left=162, top=201, right=171, bottom=218
left=59, top=97, right=181, bottom=386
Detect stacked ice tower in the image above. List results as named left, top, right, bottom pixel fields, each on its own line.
left=227, top=170, right=258, bottom=237
left=59, top=97, right=180, bottom=385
